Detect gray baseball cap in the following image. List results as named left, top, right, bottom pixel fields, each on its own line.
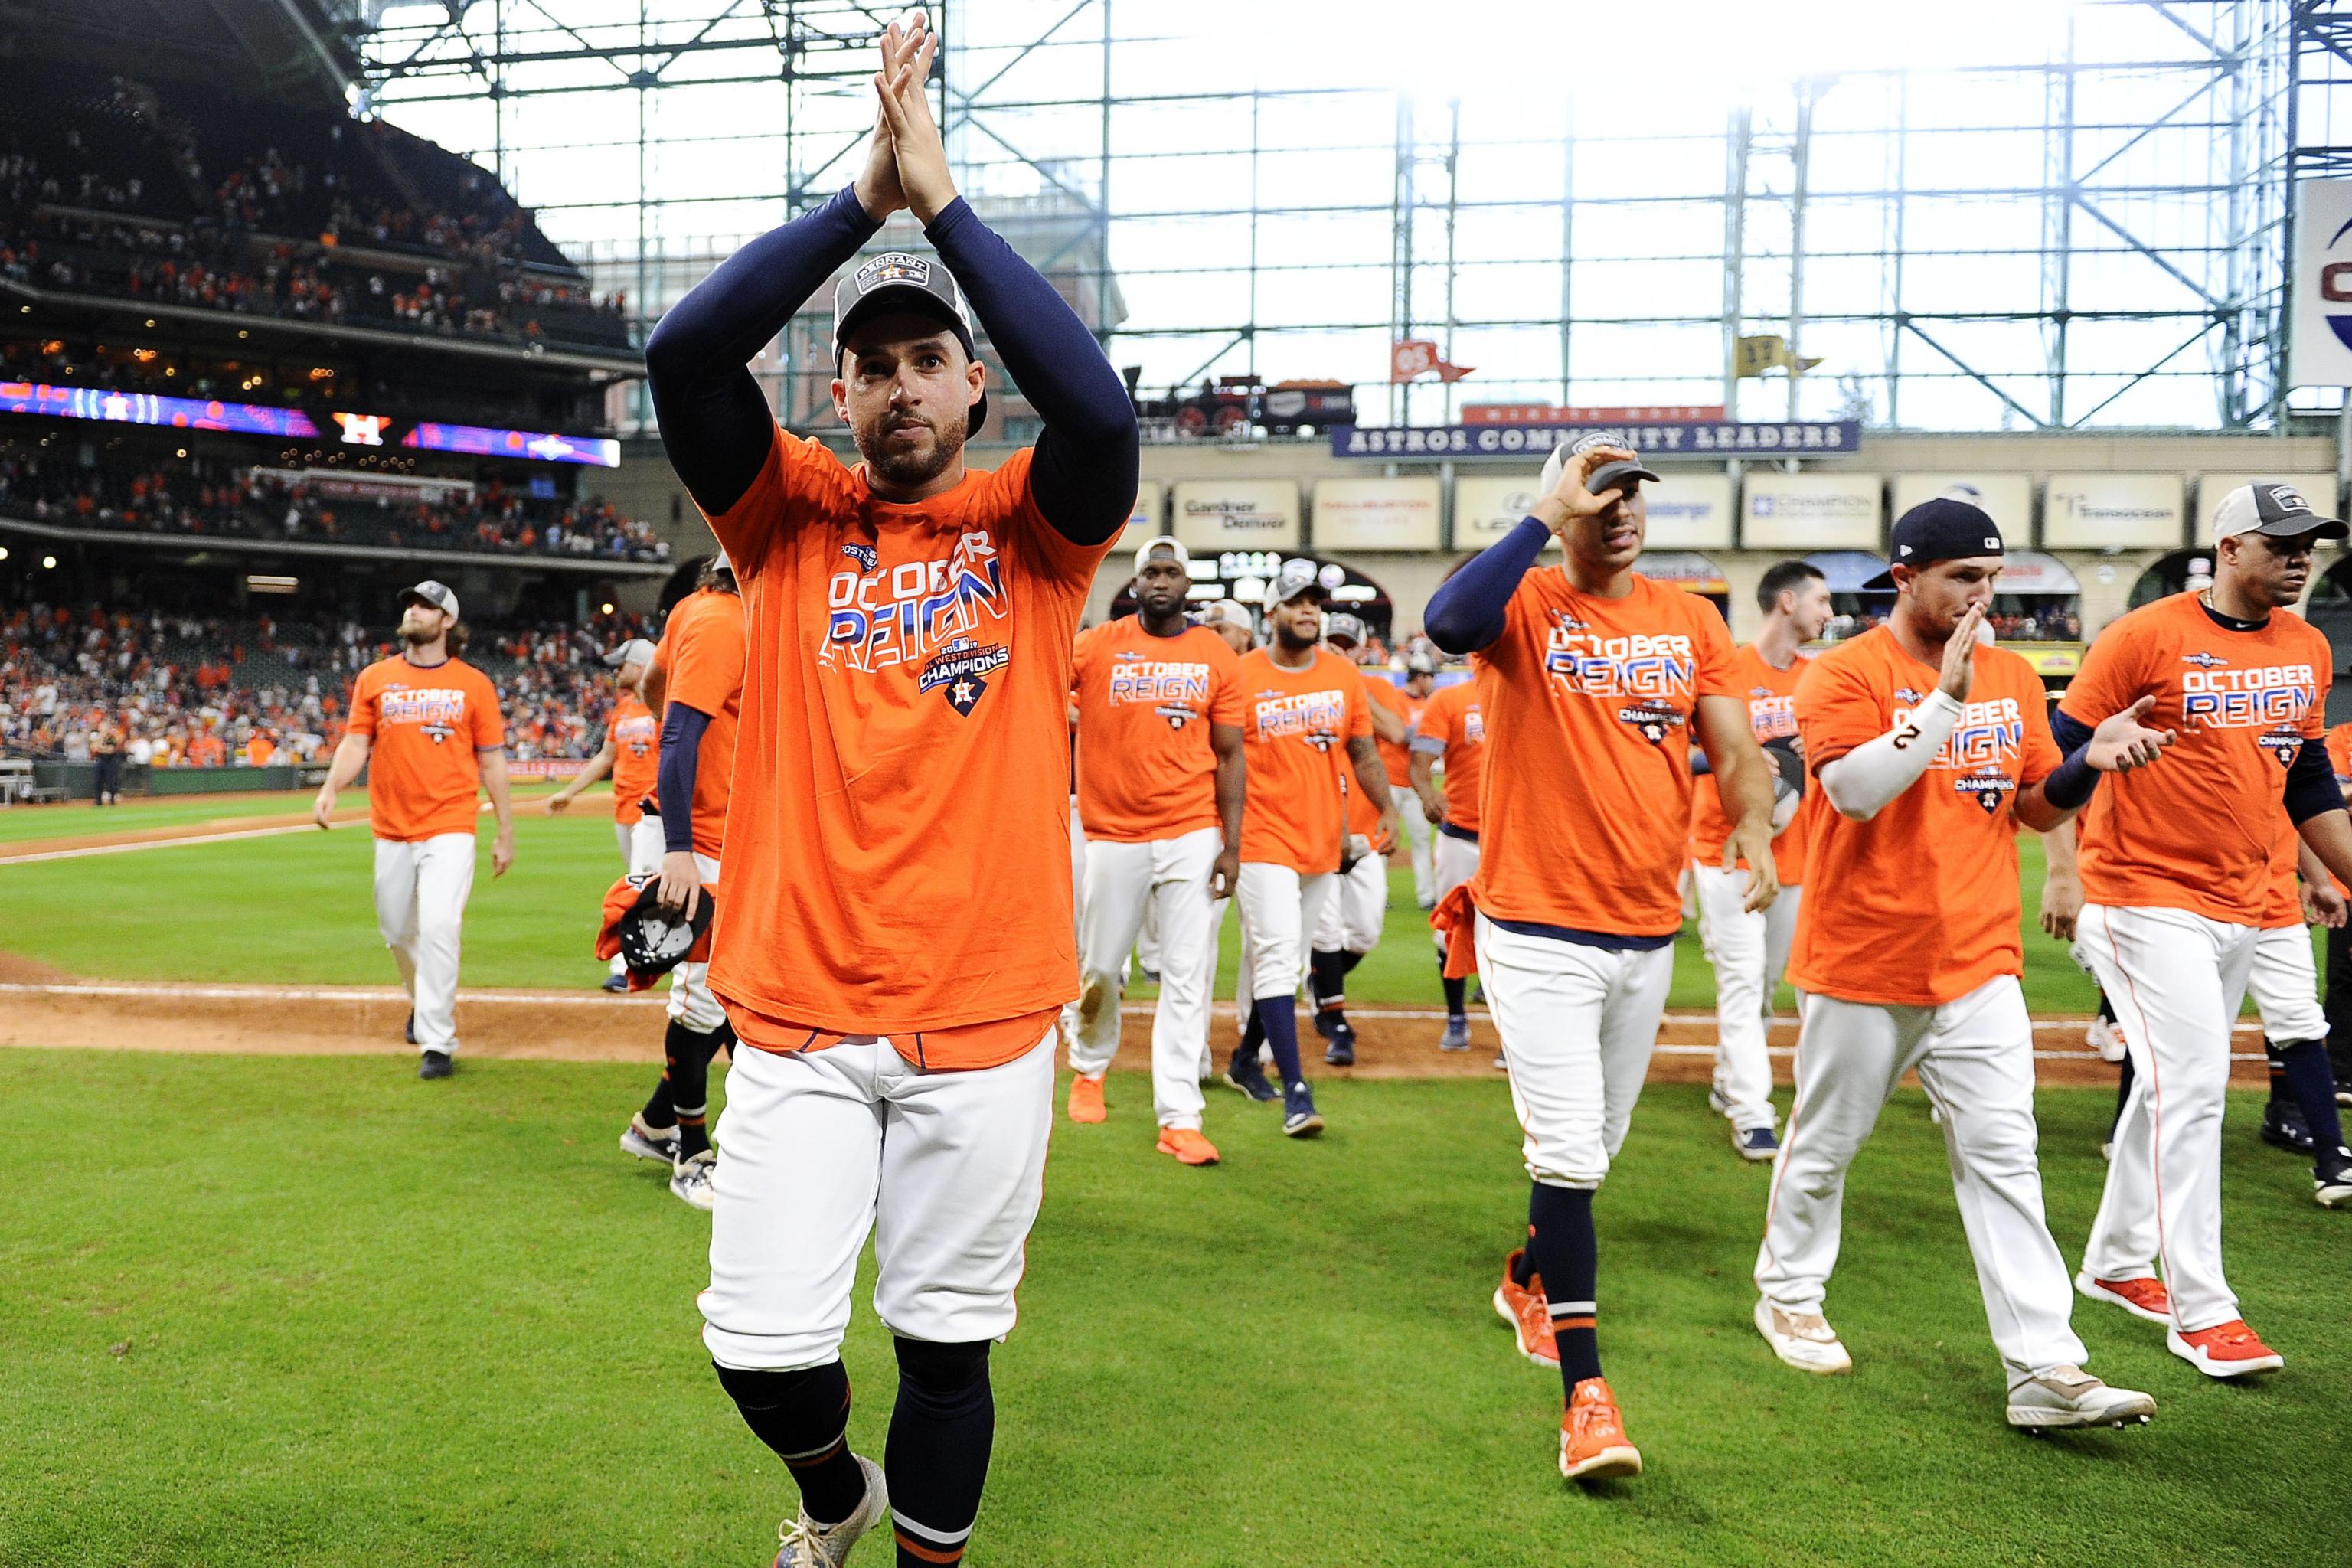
left=602, top=638, right=656, bottom=669
left=1269, top=557, right=1328, bottom=606
left=1542, top=430, right=1661, bottom=499
left=400, top=580, right=459, bottom=619
left=834, top=250, right=987, bottom=437
left=1323, top=612, right=1368, bottom=648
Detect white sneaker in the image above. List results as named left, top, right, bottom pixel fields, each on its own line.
left=670, top=1149, right=716, bottom=1212
left=774, top=1455, right=888, bottom=1567
left=619, top=1114, right=679, bottom=1165
left=1753, top=1297, right=1853, bottom=1374
left=2005, top=1367, right=2154, bottom=1429
left=2086, top=1016, right=2125, bottom=1063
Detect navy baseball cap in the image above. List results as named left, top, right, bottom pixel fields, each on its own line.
left=1862, top=498, right=2005, bottom=590
left=834, top=250, right=987, bottom=437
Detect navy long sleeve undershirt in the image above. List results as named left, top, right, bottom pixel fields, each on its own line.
left=2050, top=708, right=2337, bottom=822
left=658, top=703, right=711, bottom=858
left=1424, top=516, right=1550, bottom=654
left=644, top=185, right=1138, bottom=543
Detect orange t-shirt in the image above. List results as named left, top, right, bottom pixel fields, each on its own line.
left=1367, top=677, right=1417, bottom=786
left=2259, top=817, right=2303, bottom=930
left=1688, top=642, right=1812, bottom=887
left=1468, top=570, right=1738, bottom=938
left=347, top=653, right=505, bottom=841
left=2061, top=592, right=2330, bottom=925
left=1785, top=627, right=2060, bottom=1008
left=1071, top=616, right=1243, bottom=842
left=700, top=428, right=1112, bottom=1068
left=609, top=689, right=660, bottom=826
left=247, top=733, right=276, bottom=769
left=658, top=587, right=747, bottom=859
left=1412, top=678, right=1486, bottom=835
left=1237, top=645, right=1372, bottom=875
left=187, top=734, right=225, bottom=767
left=2326, top=722, right=2352, bottom=897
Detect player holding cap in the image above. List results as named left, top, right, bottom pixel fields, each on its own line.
left=1751, top=498, right=2171, bottom=1432
left=642, top=14, right=1138, bottom=1566
left=311, top=580, right=514, bottom=1080
left=1065, top=534, right=1245, bottom=1165
left=1307, top=612, right=1406, bottom=1066
left=1409, top=663, right=1485, bottom=1051
left=544, top=636, right=664, bottom=992
left=1227, top=559, right=1396, bottom=1133
left=1690, top=560, right=1830, bottom=1161
left=2063, top=481, right=2352, bottom=1376
left=1423, top=433, right=1782, bottom=1481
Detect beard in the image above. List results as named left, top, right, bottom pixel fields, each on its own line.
left=858, top=407, right=966, bottom=488
left=1272, top=619, right=1318, bottom=651
left=400, top=621, right=436, bottom=646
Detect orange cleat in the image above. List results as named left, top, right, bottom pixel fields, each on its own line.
left=2074, top=1271, right=2171, bottom=1325
left=1493, top=1249, right=1559, bottom=1367
left=1155, top=1127, right=1220, bottom=1165
left=1559, top=1377, right=1642, bottom=1481
left=2167, top=1319, right=2284, bottom=1378
left=1067, top=1075, right=1107, bottom=1125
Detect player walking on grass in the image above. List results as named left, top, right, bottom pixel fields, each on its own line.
left=311, top=580, right=514, bottom=1080
left=545, top=637, right=663, bottom=992
left=1751, top=498, right=2170, bottom=1432
left=2061, top=482, right=2352, bottom=1380
left=622, top=557, right=748, bottom=1211
left=1307, top=612, right=1407, bottom=1067
left=1065, top=535, right=1245, bottom=1166
left=1224, top=561, right=1395, bottom=1133
left=1423, top=434, right=1783, bottom=1481
left=1408, top=665, right=1485, bottom=1052
left=642, top=14, right=1138, bottom=1566
left=1690, top=560, right=1829, bottom=1161
left=1389, top=652, right=1440, bottom=908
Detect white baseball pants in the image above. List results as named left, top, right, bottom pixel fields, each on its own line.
left=1430, top=833, right=1481, bottom=959
left=372, top=832, right=475, bottom=1055
left=1312, top=851, right=1387, bottom=955
left=1203, top=893, right=1231, bottom=1076
left=1402, top=799, right=1435, bottom=906
left=1236, top=862, right=1334, bottom=1002
left=2249, top=921, right=2326, bottom=1043
left=703, top=1027, right=1056, bottom=1370
left=612, top=815, right=667, bottom=976
left=1694, top=866, right=1802, bottom=1132
left=1756, top=976, right=2088, bottom=1380
left=667, top=850, right=727, bottom=1034
left=2077, top=903, right=2259, bottom=1334
left=1474, top=911, right=1674, bottom=1188
left=1059, top=799, right=1084, bottom=1053
left=1070, top=828, right=1220, bottom=1130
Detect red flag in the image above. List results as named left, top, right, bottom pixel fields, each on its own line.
left=1392, top=338, right=1474, bottom=384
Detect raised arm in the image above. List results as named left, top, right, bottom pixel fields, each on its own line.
left=877, top=17, right=1138, bottom=544
left=1425, top=444, right=1636, bottom=653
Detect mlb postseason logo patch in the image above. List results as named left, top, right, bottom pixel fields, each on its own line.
left=2260, top=723, right=2304, bottom=767
left=2265, top=484, right=2312, bottom=515
left=918, top=639, right=1011, bottom=717
left=1616, top=702, right=1684, bottom=745
left=1953, top=765, right=2016, bottom=815
left=854, top=253, right=931, bottom=295
left=840, top=542, right=879, bottom=573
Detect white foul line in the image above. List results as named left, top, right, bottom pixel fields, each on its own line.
left=0, top=820, right=330, bottom=864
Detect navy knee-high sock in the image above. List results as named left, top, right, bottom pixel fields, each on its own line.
left=1253, top=997, right=1307, bottom=1093
left=714, top=1361, right=870, bottom=1527
left=2275, top=1038, right=2346, bottom=1151
left=665, top=1020, right=727, bottom=1159
left=1526, top=1183, right=1600, bottom=1390
left=1308, top=949, right=1348, bottom=1014
left=887, top=1338, right=994, bottom=1566
left=1439, top=949, right=1467, bottom=1018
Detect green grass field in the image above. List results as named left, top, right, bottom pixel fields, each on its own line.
left=0, top=1050, right=2340, bottom=1567
left=0, top=785, right=2135, bottom=1011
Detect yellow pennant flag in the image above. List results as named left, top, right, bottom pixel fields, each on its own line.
left=1735, top=335, right=1824, bottom=378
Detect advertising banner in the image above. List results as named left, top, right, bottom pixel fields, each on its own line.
left=1171, top=479, right=1302, bottom=550
left=1890, top=472, right=2035, bottom=533
left=1312, top=476, right=1442, bottom=551
left=1330, top=420, right=1862, bottom=459
left=1742, top=472, right=1883, bottom=550
left=2292, top=178, right=2352, bottom=389
left=2042, top=473, right=2184, bottom=548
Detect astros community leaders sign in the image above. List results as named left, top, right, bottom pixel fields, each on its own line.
left=1328, top=420, right=1864, bottom=459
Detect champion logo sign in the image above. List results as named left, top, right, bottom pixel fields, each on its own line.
left=916, top=639, right=1011, bottom=717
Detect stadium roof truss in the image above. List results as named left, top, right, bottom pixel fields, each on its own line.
left=345, top=0, right=2352, bottom=434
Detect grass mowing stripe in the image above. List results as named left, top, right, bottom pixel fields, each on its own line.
left=0, top=1051, right=2335, bottom=1566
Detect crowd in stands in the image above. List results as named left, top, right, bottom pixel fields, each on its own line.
left=0, top=448, right=670, bottom=563
left=0, top=69, right=631, bottom=353
left=1823, top=605, right=2081, bottom=642
left=0, top=604, right=655, bottom=767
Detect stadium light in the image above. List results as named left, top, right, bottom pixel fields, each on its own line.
left=41, top=555, right=57, bottom=569
left=0, top=546, right=9, bottom=560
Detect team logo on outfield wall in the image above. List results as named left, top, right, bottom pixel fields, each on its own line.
left=917, top=639, right=1010, bottom=717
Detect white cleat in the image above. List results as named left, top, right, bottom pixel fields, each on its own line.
left=773, top=1455, right=888, bottom=1568
left=670, top=1149, right=717, bottom=1212
left=619, top=1114, right=680, bottom=1165
left=1753, top=1297, right=1853, bottom=1375
left=2005, top=1367, right=2155, bottom=1430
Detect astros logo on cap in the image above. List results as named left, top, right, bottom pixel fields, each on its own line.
left=855, top=253, right=932, bottom=293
